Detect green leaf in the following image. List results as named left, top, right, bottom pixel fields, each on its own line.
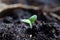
left=20, top=15, right=37, bottom=28
left=29, top=15, right=37, bottom=24
left=20, top=19, right=32, bottom=28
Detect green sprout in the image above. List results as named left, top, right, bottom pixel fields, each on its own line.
left=20, top=15, right=37, bottom=28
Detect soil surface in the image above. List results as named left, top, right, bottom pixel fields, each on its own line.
left=0, top=8, right=60, bottom=40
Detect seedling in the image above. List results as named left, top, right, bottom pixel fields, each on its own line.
left=20, top=15, right=37, bottom=28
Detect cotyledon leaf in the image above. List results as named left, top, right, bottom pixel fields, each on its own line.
left=20, top=15, right=37, bottom=28
left=20, top=19, right=32, bottom=28
left=29, top=15, right=37, bottom=24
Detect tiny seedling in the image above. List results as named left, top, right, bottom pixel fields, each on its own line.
left=20, top=15, right=37, bottom=28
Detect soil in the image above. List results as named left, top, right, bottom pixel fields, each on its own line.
left=0, top=8, right=60, bottom=40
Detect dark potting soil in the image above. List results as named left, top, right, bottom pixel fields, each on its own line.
left=0, top=9, right=60, bottom=40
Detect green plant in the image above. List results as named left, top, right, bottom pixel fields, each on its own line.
left=20, top=15, right=37, bottom=28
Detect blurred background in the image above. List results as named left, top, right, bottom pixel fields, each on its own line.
left=0, top=0, right=60, bottom=6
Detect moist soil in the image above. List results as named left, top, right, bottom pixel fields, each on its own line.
left=0, top=9, right=60, bottom=40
